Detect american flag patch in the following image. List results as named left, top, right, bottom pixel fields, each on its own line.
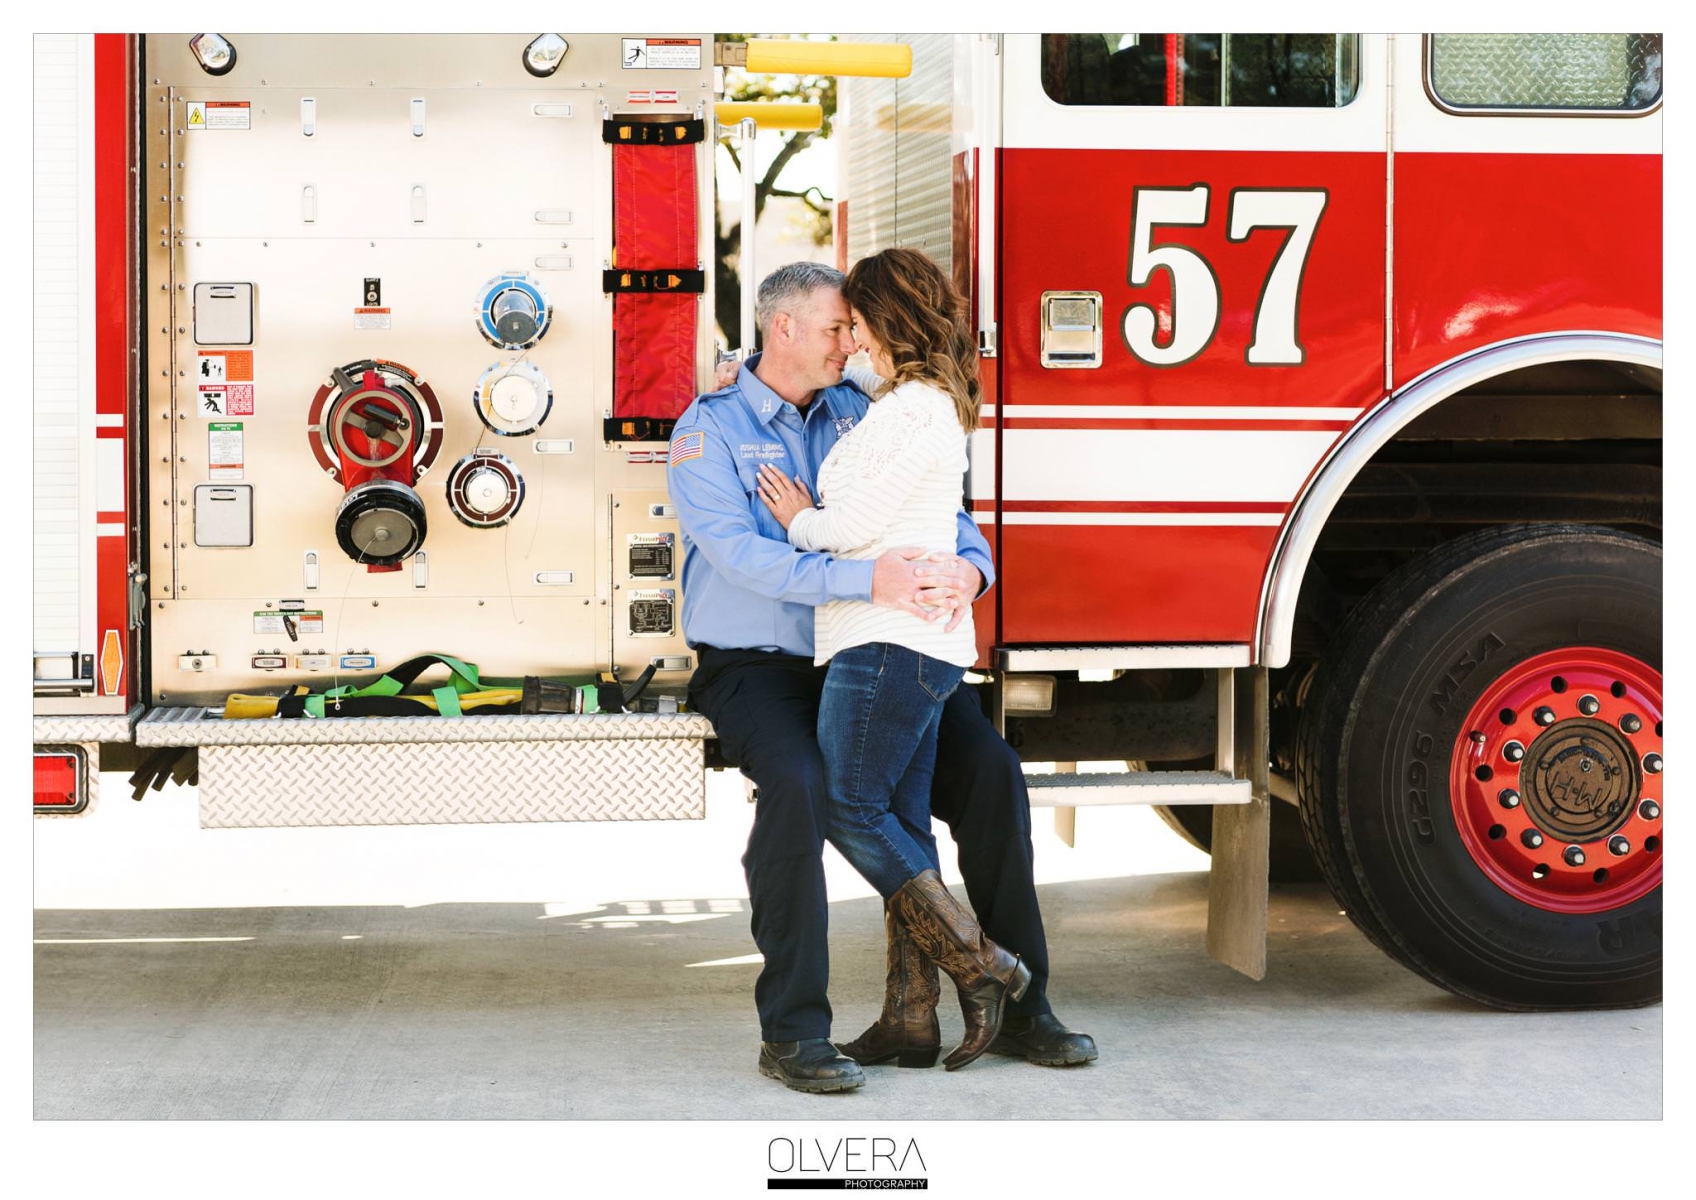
left=670, top=431, right=705, bottom=464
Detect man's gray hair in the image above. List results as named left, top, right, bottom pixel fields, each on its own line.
left=755, top=261, right=846, bottom=342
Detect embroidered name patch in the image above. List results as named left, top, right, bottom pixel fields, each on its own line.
left=670, top=431, right=705, bottom=464
left=738, top=442, right=786, bottom=462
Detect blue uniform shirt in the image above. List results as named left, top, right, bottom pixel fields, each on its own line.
left=667, top=354, right=995, bottom=657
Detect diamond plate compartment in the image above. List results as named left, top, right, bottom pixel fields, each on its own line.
left=199, top=737, right=706, bottom=828
left=33, top=708, right=141, bottom=744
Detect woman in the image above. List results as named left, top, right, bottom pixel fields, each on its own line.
left=753, top=248, right=1028, bottom=1071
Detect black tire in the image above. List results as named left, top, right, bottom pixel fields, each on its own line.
left=1296, top=524, right=1661, bottom=1010
left=1153, top=795, right=1323, bottom=883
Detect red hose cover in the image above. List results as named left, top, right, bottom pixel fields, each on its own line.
left=612, top=140, right=698, bottom=420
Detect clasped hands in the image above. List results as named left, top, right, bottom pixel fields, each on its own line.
left=756, top=463, right=978, bottom=633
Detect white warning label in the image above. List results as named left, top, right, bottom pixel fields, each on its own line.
left=621, top=38, right=702, bottom=70
left=186, top=100, right=251, bottom=130
left=253, top=610, right=325, bottom=635
left=209, top=421, right=243, bottom=480
left=354, top=307, right=392, bottom=331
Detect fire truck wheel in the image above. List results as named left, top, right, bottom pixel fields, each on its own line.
left=1295, top=523, right=1662, bottom=1010
left=1152, top=793, right=1323, bottom=883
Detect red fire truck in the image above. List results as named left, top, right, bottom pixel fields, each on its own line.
left=33, top=33, right=1660, bottom=1012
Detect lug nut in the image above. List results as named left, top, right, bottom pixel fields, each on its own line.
left=1534, top=707, right=1556, bottom=726
left=1521, top=829, right=1544, bottom=849
left=1620, top=713, right=1642, bottom=733
left=1644, top=753, right=1662, bottom=775
left=1638, top=800, right=1660, bottom=821
left=1563, top=845, right=1586, bottom=867
left=1609, top=836, right=1631, bottom=856
left=1579, top=694, right=1601, bottom=716
left=1503, top=741, right=1526, bottom=763
left=1499, top=789, right=1521, bottom=809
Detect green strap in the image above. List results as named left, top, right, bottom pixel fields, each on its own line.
left=432, top=686, right=462, bottom=718
left=334, top=654, right=483, bottom=702
left=579, top=684, right=599, bottom=714
left=432, top=654, right=483, bottom=694
left=303, top=694, right=326, bottom=719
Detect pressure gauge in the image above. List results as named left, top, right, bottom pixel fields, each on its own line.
left=473, top=361, right=553, bottom=436
left=445, top=451, right=526, bottom=528
left=474, top=272, right=553, bottom=350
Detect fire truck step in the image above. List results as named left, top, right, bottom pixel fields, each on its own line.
left=135, top=705, right=713, bottom=746
left=1001, top=645, right=1251, bottom=671
left=1023, top=770, right=1250, bottom=807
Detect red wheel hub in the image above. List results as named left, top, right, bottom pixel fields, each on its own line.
left=1451, top=648, right=1662, bottom=913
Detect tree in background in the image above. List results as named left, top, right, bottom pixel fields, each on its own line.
left=716, top=35, right=837, bottom=351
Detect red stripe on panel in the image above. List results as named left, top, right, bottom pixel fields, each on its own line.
left=93, top=33, right=131, bottom=701
left=1002, top=524, right=1274, bottom=643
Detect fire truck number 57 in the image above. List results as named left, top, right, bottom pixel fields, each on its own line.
left=1124, top=185, right=1328, bottom=367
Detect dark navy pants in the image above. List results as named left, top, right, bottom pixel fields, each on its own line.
left=690, top=647, right=1052, bottom=1042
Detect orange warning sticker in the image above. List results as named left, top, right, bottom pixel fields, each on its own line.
left=99, top=629, right=123, bottom=696
left=197, top=350, right=251, bottom=382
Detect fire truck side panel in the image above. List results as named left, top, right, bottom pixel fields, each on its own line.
left=140, top=35, right=711, bottom=707
left=995, top=147, right=1383, bottom=644
left=1392, top=152, right=1663, bottom=385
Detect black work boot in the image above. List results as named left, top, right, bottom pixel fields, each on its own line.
left=758, top=1038, right=867, bottom=1093
left=987, top=1013, right=1099, bottom=1066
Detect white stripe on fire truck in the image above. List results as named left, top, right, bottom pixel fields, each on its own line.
left=1000, top=428, right=1337, bottom=503
left=96, top=522, right=125, bottom=537
left=998, top=511, right=1284, bottom=526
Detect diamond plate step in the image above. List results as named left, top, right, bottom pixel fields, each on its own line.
left=197, top=737, right=707, bottom=828
left=1024, top=770, right=1250, bottom=807
left=33, top=707, right=142, bottom=744
left=136, top=706, right=713, bottom=747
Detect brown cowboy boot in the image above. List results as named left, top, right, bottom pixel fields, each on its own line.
left=889, top=869, right=1032, bottom=1071
left=835, top=903, right=941, bottom=1069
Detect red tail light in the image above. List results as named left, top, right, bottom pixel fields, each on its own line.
left=34, top=749, right=85, bottom=812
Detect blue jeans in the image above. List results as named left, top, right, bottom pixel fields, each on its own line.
left=817, top=642, right=967, bottom=899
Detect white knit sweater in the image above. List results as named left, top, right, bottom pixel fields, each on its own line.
left=787, top=375, right=976, bottom=668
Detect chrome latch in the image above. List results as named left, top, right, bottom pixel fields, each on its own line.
left=1040, top=291, right=1103, bottom=369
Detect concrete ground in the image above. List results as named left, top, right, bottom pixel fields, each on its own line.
left=35, top=873, right=1662, bottom=1120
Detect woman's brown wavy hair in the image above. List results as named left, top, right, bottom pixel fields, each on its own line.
left=841, top=247, right=981, bottom=434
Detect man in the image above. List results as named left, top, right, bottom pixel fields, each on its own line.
left=668, top=261, right=1097, bottom=1093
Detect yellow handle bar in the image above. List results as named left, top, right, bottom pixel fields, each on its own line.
left=714, top=102, right=824, bottom=132
left=744, top=39, right=912, bottom=79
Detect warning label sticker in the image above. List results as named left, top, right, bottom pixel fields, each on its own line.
left=621, top=38, right=702, bottom=69
left=186, top=100, right=251, bottom=130
left=354, top=307, right=392, bottom=331
left=197, top=352, right=256, bottom=417
left=209, top=422, right=243, bottom=480
left=253, top=610, right=325, bottom=636
left=199, top=350, right=254, bottom=382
